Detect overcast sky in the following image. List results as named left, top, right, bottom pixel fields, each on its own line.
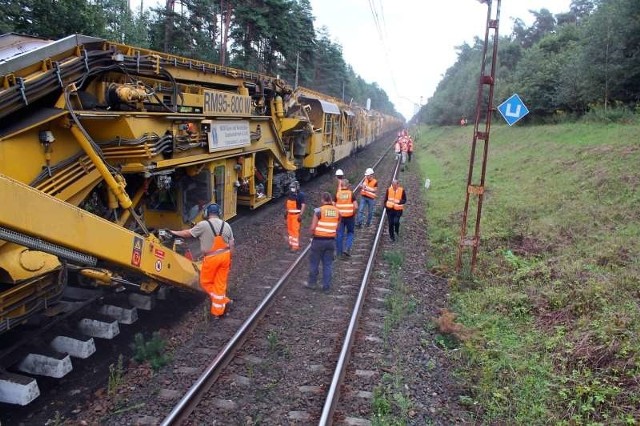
left=308, top=0, right=572, bottom=119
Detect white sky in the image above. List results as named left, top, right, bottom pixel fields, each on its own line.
left=308, top=0, right=572, bottom=119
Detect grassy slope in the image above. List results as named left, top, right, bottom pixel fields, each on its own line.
left=417, top=122, right=640, bottom=424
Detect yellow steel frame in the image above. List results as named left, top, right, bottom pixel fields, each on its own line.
left=0, top=173, right=200, bottom=291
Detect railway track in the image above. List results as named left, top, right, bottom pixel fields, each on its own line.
left=161, top=157, right=401, bottom=424
left=0, top=133, right=399, bottom=425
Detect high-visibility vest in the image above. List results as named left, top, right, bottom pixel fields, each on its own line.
left=314, top=205, right=340, bottom=237
left=335, top=189, right=355, bottom=217
left=361, top=177, right=378, bottom=199
left=385, top=186, right=404, bottom=210
left=408, top=139, right=414, bottom=152
left=286, top=197, right=301, bottom=214
left=400, top=138, right=409, bottom=152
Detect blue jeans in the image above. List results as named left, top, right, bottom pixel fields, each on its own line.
left=357, top=196, right=375, bottom=226
left=309, top=238, right=335, bottom=290
left=336, top=216, right=355, bottom=255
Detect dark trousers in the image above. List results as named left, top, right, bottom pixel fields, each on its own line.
left=309, top=238, right=335, bottom=289
left=386, top=209, right=402, bottom=240
left=336, top=216, right=355, bottom=254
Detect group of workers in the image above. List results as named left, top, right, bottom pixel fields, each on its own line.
left=393, top=129, right=414, bottom=169
left=288, top=162, right=407, bottom=293
left=168, top=131, right=413, bottom=317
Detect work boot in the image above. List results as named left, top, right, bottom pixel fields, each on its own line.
left=344, top=249, right=351, bottom=257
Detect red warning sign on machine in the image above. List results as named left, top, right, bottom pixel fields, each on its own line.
left=154, top=248, right=165, bottom=259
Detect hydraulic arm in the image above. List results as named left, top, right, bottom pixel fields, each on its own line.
left=0, top=173, right=200, bottom=290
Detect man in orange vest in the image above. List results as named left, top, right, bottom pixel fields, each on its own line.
left=305, top=192, right=340, bottom=293
left=384, top=179, right=407, bottom=242
left=284, top=180, right=306, bottom=252
left=169, top=203, right=235, bottom=317
left=407, top=136, right=414, bottom=163
left=335, top=179, right=358, bottom=258
left=356, top=167, right=377, bottom=228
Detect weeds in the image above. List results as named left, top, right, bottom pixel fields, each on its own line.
left=107, top=354, right=125, bottom=395
left=131, top=332, right=170, bottom=371
left=266, top=330, right=279, bottom=351
left=266, top=330, right=290, bottom=357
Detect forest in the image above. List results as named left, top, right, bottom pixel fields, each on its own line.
left=416, top=0, right=640, bottom=125
left=0, top=0, right=399, bottom=117
left=1, top=0, right=638, bottom=124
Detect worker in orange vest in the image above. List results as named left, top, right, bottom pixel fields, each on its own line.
left=407, top=136, right=414, bottom=163
left=284, top=180, right=306, bottom=252
left=170, top=203, right=235, bottom=317
left=394, top=136, right=402, bottom=160
left=356, top=167, right=377, bottom=228
left=384, top=179, right=406, bottom=242
left=305, top=192, right=340, bottom=293
left=335, top=179, right=358, bottom=258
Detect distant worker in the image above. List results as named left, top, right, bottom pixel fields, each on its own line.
left=394, top=136, right=402, bottom=160
left=356, top=168, right=378, bottom=228
left=407, top=135, right=414, bottom=163
left=285, top=180, right=306, bottom=252
left=335, top=168, right=344, bottom=191
left=384, top=179, right=407, bottom=242
left=335, top=179, right=357, bottom=258
left=400, top=134, right=409, bottom=170
left=169, top=203, right=235, bottom=317
left=305, top=192, right=340, bottom=293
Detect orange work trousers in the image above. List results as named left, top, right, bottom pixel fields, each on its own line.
left=200, top=251, right=232, bottom=316
left=287, top=213, right=300, bottom=250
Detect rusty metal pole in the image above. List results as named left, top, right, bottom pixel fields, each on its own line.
left=455, top=0, right=501, bottom=275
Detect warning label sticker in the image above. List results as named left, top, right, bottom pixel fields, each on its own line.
left=131, top=236, right=143, bottom=267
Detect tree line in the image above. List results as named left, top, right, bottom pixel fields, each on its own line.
left=416, top=0, right=640, bottom=125
left=0, top=0, right=400, bottom=117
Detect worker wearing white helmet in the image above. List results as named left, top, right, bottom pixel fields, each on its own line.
left=335, top=168, right=344, bottom=191
left=356, top=167, right=378, bottom=228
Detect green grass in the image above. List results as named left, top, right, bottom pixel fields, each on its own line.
left=418, top=121, right=640, bottom=424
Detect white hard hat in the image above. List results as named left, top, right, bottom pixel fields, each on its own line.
left=365, top=168, right=374, bottom=176
left=335, top=169, right=344, bottom=177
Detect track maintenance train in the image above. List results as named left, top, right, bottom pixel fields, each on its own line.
left=0, top=33, right=402, bottom=335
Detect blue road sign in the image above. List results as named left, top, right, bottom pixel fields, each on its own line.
left=497, top=94, right=529, bottom=126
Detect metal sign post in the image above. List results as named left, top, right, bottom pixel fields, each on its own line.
left=455, top=0, right=502, bottom=275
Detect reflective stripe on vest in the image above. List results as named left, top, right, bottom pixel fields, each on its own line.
left=385, top=186, right=404, bottom=210
left=314, top=205, right=339, bottom=237
left=361, top=178, right=377, bottom=199
left=335, top=189, right=355, bottom=217
left=286, top=198, right=300, bottom=214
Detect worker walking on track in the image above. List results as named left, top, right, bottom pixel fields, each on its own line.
left=407, top=134, right=414, bottom=163
left=305, top=192, right=340, bottom=293
left=284, top=180, right=306, bottom=252
left=169, top=203, right=235, bottom=317
left=384, top=179, right=407, bottom=242
left=356, top=167, right=378, bottom=228
left=335, top=179, right=358, bottom=258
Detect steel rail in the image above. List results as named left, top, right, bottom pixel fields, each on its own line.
left=319, top=158, right=401, bottom=425
left=161, top=137, right=398, bottom=425
left=161, top=243, right=310, bottom=425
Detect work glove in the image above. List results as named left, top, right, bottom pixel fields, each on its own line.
left=297, top=215, right=302, bottom=223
